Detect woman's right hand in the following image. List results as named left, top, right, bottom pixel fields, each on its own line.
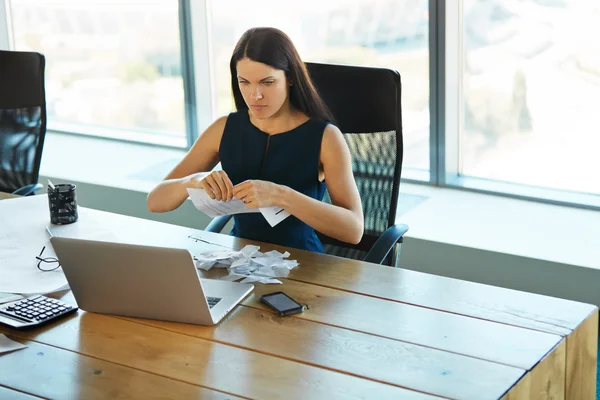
left=185, top=170, right=234, bottom=201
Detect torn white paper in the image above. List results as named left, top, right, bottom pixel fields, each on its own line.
left=0, top=334, right=27, bottom=355
left=187, top=188, right=290, bottom=227
left=260, top=206, right=291, bottom=228
left=219, top=271, right=282, bottom=285
left=194, top=245, right=297, bottom=284
left=239, top=275, right=283, bottom=285
left=187, top=187, right=259, bottom=218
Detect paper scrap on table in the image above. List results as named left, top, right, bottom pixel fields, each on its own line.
left=0, top=334, right=27, bottom=355
left=194, top=245, right=299, bottom=284
left=0, top=293, right=24, bottom=305
left=187, top=188, right=290, bottom=227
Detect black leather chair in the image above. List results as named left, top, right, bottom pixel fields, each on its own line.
left=0, top=50, right=47, bottom=196
left=206, top=62, right=408, bottom=266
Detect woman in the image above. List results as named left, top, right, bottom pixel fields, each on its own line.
left=147, top=27, right=363, bottom=253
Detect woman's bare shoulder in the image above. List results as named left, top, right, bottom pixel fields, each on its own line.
left=212, top=114, right=229, bottom=132
left=322, top=123, right=344, bottom=144
left=199, top=114, right=229, bottom=142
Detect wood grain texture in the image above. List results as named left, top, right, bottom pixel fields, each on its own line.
left=529, top=340, right=566, bottom=400
left=502, top=340, right=566, bottom=400
left=0, top=338, right=239, bottom=400
left=283, top=251, right=597, bottom=336
left=0, top=192, right=18, bottom=200
left=566, top=308, right=598, bottom=399
left=0, top=385, right=40, bottom=400
left=121, top=305, right=525, bottom=400
left=2, top=196, right=597, bottom=399
left=1, top=313, right=438, bottom=400
left=82, top=203, right=596, bottom=337
left=239, top=278, right=562, bottom=369
left=502, top=372, right=532, bottom=400
left=9, top=195, right=595, bottom=336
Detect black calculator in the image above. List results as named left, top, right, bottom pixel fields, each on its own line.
left=0, top=295, right=78, bottom=329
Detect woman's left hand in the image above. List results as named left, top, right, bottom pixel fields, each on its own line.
left=232, top=180, right=283, bottom=208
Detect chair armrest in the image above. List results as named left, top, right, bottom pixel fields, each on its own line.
left=205, top=215, right=232, bottom=233
left=12, top=183, right=43, bottom=196
left=363, top=223, right=409, bottom=265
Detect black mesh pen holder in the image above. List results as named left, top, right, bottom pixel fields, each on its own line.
left=48, top=183, right=78, bottom=224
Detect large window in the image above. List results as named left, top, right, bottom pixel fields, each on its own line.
left=460, top=0, right=600, bottom=196
left=9, top=0, right=186, bottom=146
left=209, top=0, right=430, bottom=174
left=3, top=0, right=599, bottom=208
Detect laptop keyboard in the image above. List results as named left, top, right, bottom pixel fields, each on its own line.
left=207, top=296, right=221, bottom=308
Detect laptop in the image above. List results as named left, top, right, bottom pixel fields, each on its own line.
left=50, top=236, right=253, bottom=325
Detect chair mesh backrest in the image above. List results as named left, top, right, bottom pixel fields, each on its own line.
left=0, top=50, right=47, bottom=193
left=306, top=62, right=403, bottom=261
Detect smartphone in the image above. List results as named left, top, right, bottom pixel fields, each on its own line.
left=260, top=292, right=305, bottom=317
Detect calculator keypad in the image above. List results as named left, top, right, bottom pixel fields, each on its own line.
left=0, top=295, right=76, bottom=324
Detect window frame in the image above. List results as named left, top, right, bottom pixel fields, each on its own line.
left=4, top=0, right=206, bottom=150
left=433, top=0, right=600, bottom=210
left=1, top=0, right=598, bottom=210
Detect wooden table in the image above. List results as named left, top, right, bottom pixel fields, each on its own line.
left=0, top=193, right=597, bottom=399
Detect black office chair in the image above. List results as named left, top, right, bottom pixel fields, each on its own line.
left=0, top=50, right=47, bottom=196
left=206, top=62, right=408, bottom=266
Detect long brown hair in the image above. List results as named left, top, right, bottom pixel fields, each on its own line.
left=230, top=27, right=334, bottom=123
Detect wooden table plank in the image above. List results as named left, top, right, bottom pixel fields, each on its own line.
left=502, top=340, right=566, bottom=399
left=90, top=206, right=597, bottom=337
left=1, top=313, right=439, bottom=400
left=2, top=195, right=596, bottom=399
left=120, top=304, right=526, bottom=400
left=566, top=309, right=598, bottom=399
left=52, top=291, right=534, bottom=398
left=0, top=386, right=40, bottom=400
left=7, top=195, right=593, bottom=338
left=0, top=337, right=239, bottom=400
left=282, top=251, right=597, bottom=336
left=236, top=278, right=562, bottom=370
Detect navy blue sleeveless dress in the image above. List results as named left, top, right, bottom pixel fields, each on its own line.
left=218, top=111, right=327, bottom=253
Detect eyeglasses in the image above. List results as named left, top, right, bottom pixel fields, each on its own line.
left=36, top=246, right=61, bottom=272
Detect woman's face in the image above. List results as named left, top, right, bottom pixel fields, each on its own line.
left=236, top=57, right=290, bottom=119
